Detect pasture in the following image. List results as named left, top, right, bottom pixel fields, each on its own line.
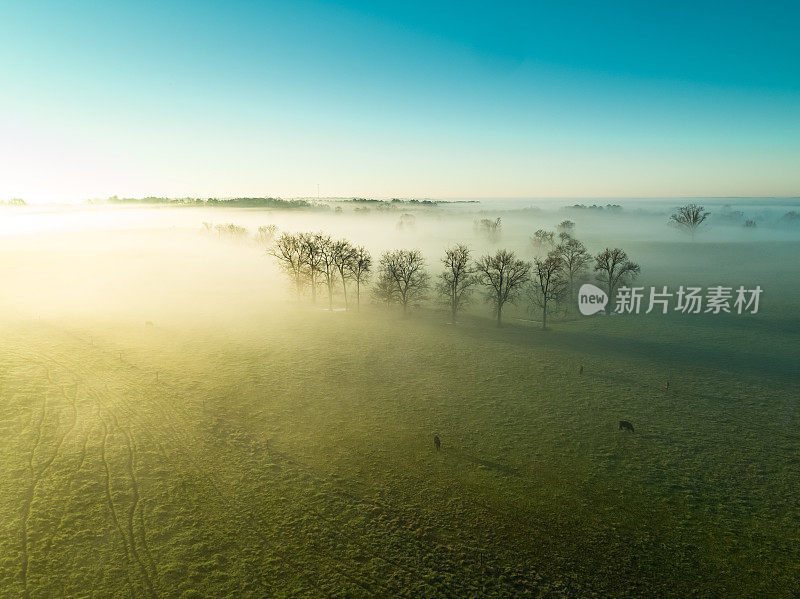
left=0, top=207, right=798, bottom=597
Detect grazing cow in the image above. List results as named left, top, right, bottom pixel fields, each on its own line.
left=664, top=380, right=670, bottom=390
left=619, top=420, right=634, bottom=433
left=579, top=365, right=584, bottom=375
left=433, top=435, right=441, bottom=451
left=145, top=321, right=154, bottom=327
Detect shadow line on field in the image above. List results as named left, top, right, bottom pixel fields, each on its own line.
left=451, top=316, right=799, bottom=385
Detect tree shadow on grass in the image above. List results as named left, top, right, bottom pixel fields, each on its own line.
left=446, top=313, right=799, bottom=386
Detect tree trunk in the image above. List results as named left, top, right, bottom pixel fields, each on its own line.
left=341, top=275, right=348, bottom=310
left=542, top=302, right=547, bottom=329
left=496, top=304, right=503, bottom=327
left=356, top=281, right=361, bottom=311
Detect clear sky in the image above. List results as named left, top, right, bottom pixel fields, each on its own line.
left=1, top=0, right=799, bottom=202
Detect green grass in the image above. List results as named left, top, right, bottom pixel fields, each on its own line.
left=1, top=297, right=798, bottom=597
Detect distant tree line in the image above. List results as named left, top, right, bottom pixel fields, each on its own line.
left=105, top=196, right=315, bottom=209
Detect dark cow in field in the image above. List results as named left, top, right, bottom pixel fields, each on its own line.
left=619, top=420, right=634, bottom=433
left=434, top=435, right=441, bottom=451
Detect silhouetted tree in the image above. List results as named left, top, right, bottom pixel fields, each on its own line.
left=316, top=234, right=339, bottom=310
left=594, top=248, right=640, bottom=301
left=531, top=251, right=566, bottom=329
left=376, top=249, right=429, bottom=313
left=475, top=249, right=531, bottom=327
left=436, top=244, right=476, bottom=322
left=669, top=203, right=710, bottom=240
left=397, top=213, right=416, bottom=230
left=347, top=246, right=372, bottom=311
left=298, top=232, right=325, bottom=304
left=557, top=220, right=575, bottom=236
left=555, top=236, right=592, bottom=308
left=530, top=229, right=555, bottom=254
left=269, top=233, right=307, bottom=297
left=372, top=270, right=396, bottom=307
left=475, top=218, right=502, bottom=242
left=255, top=224, right=278, bottom=247
left=333, top=239, right=356, bottom=309
left=215, top=223, right=248, bottom=239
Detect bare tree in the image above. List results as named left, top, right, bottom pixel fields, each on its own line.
left=298, top=232, right=325, bottom=304
left=475, top=249, right=531, bottom=327
left=372, top=269, right=396, bottom=307
left=397, top=213, right=416, bottom=230
left=268, top=232, right=306, bottom=298
left=594, top=248, right=641, bottom=301
left=333, top=239, right=356, bottom=310
left=347, top=246, right=372, bottom=311
left=557, top=220, right=575, bottom=237
left=555, top=236, right=592, bottom=308
left=475, top=217, right=502, bottom=243
left=531, top=251, right=566, bottom=329
left=316, top=234, right=339, bottom=310
left=530, top=229, right=555, bottom=254
left=255, top=224, right=279, bottom=247
left=376, top=249, right=429, bottom=313
left=215, top=223, right=248, bottom=239
left=436, top=244, right=476, bottom=322
left=669, top=203, right=710, bottom=240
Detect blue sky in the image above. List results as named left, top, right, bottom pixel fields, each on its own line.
left=1, top=0, right=798, bottom=201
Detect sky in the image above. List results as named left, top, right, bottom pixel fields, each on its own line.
left=1, top=0, right=799, bottom=203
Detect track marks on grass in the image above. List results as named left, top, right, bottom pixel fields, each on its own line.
left=19, top=378, right=80, bottom=599
left=6, top=343, right=158, bottom=598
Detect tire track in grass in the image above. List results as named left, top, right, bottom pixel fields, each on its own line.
left=86, top=350, right=373, bottom=596
left=9, top=345, right=168, bottom=598
left=92, top=390, right=158, bottom=598
left=12, top=342, right=329, bottom=597
left=120, top=426, right=158, bottom=599
left=39, top=383, right=87, bottom=563
left=8, top=342, right=157, bottom=597
left=43, top=326, right=480, bottom=595
left=97, top=411, right=137, bottom=595
left=89, top=376, right=338, bottom=597
left=23, top=324, right=529, bottom=595
left=40, top=420, right=92, bottom=564
left=131, top=432, right=159, bottom=578
left=19, top=377, right=47, bottom=599
left=19, top=376, right=80, bottom=599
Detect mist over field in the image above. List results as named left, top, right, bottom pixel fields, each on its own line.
left=1, top=197, right=798, bottom=323
left=4, top=0, right=800, bottom=594
left=1, top=198, right=798, bottom=597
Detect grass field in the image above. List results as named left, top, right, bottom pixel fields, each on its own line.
left=1, top=261, right=798, bottom=598
left=0, top=217, right=799, bottom=597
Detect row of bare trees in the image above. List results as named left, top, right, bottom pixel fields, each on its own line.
left=269, top=231, right=640, bottom=328
left=433, top=236, right=639, bottom=327
left=269, top=232, right=372, bottom=310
